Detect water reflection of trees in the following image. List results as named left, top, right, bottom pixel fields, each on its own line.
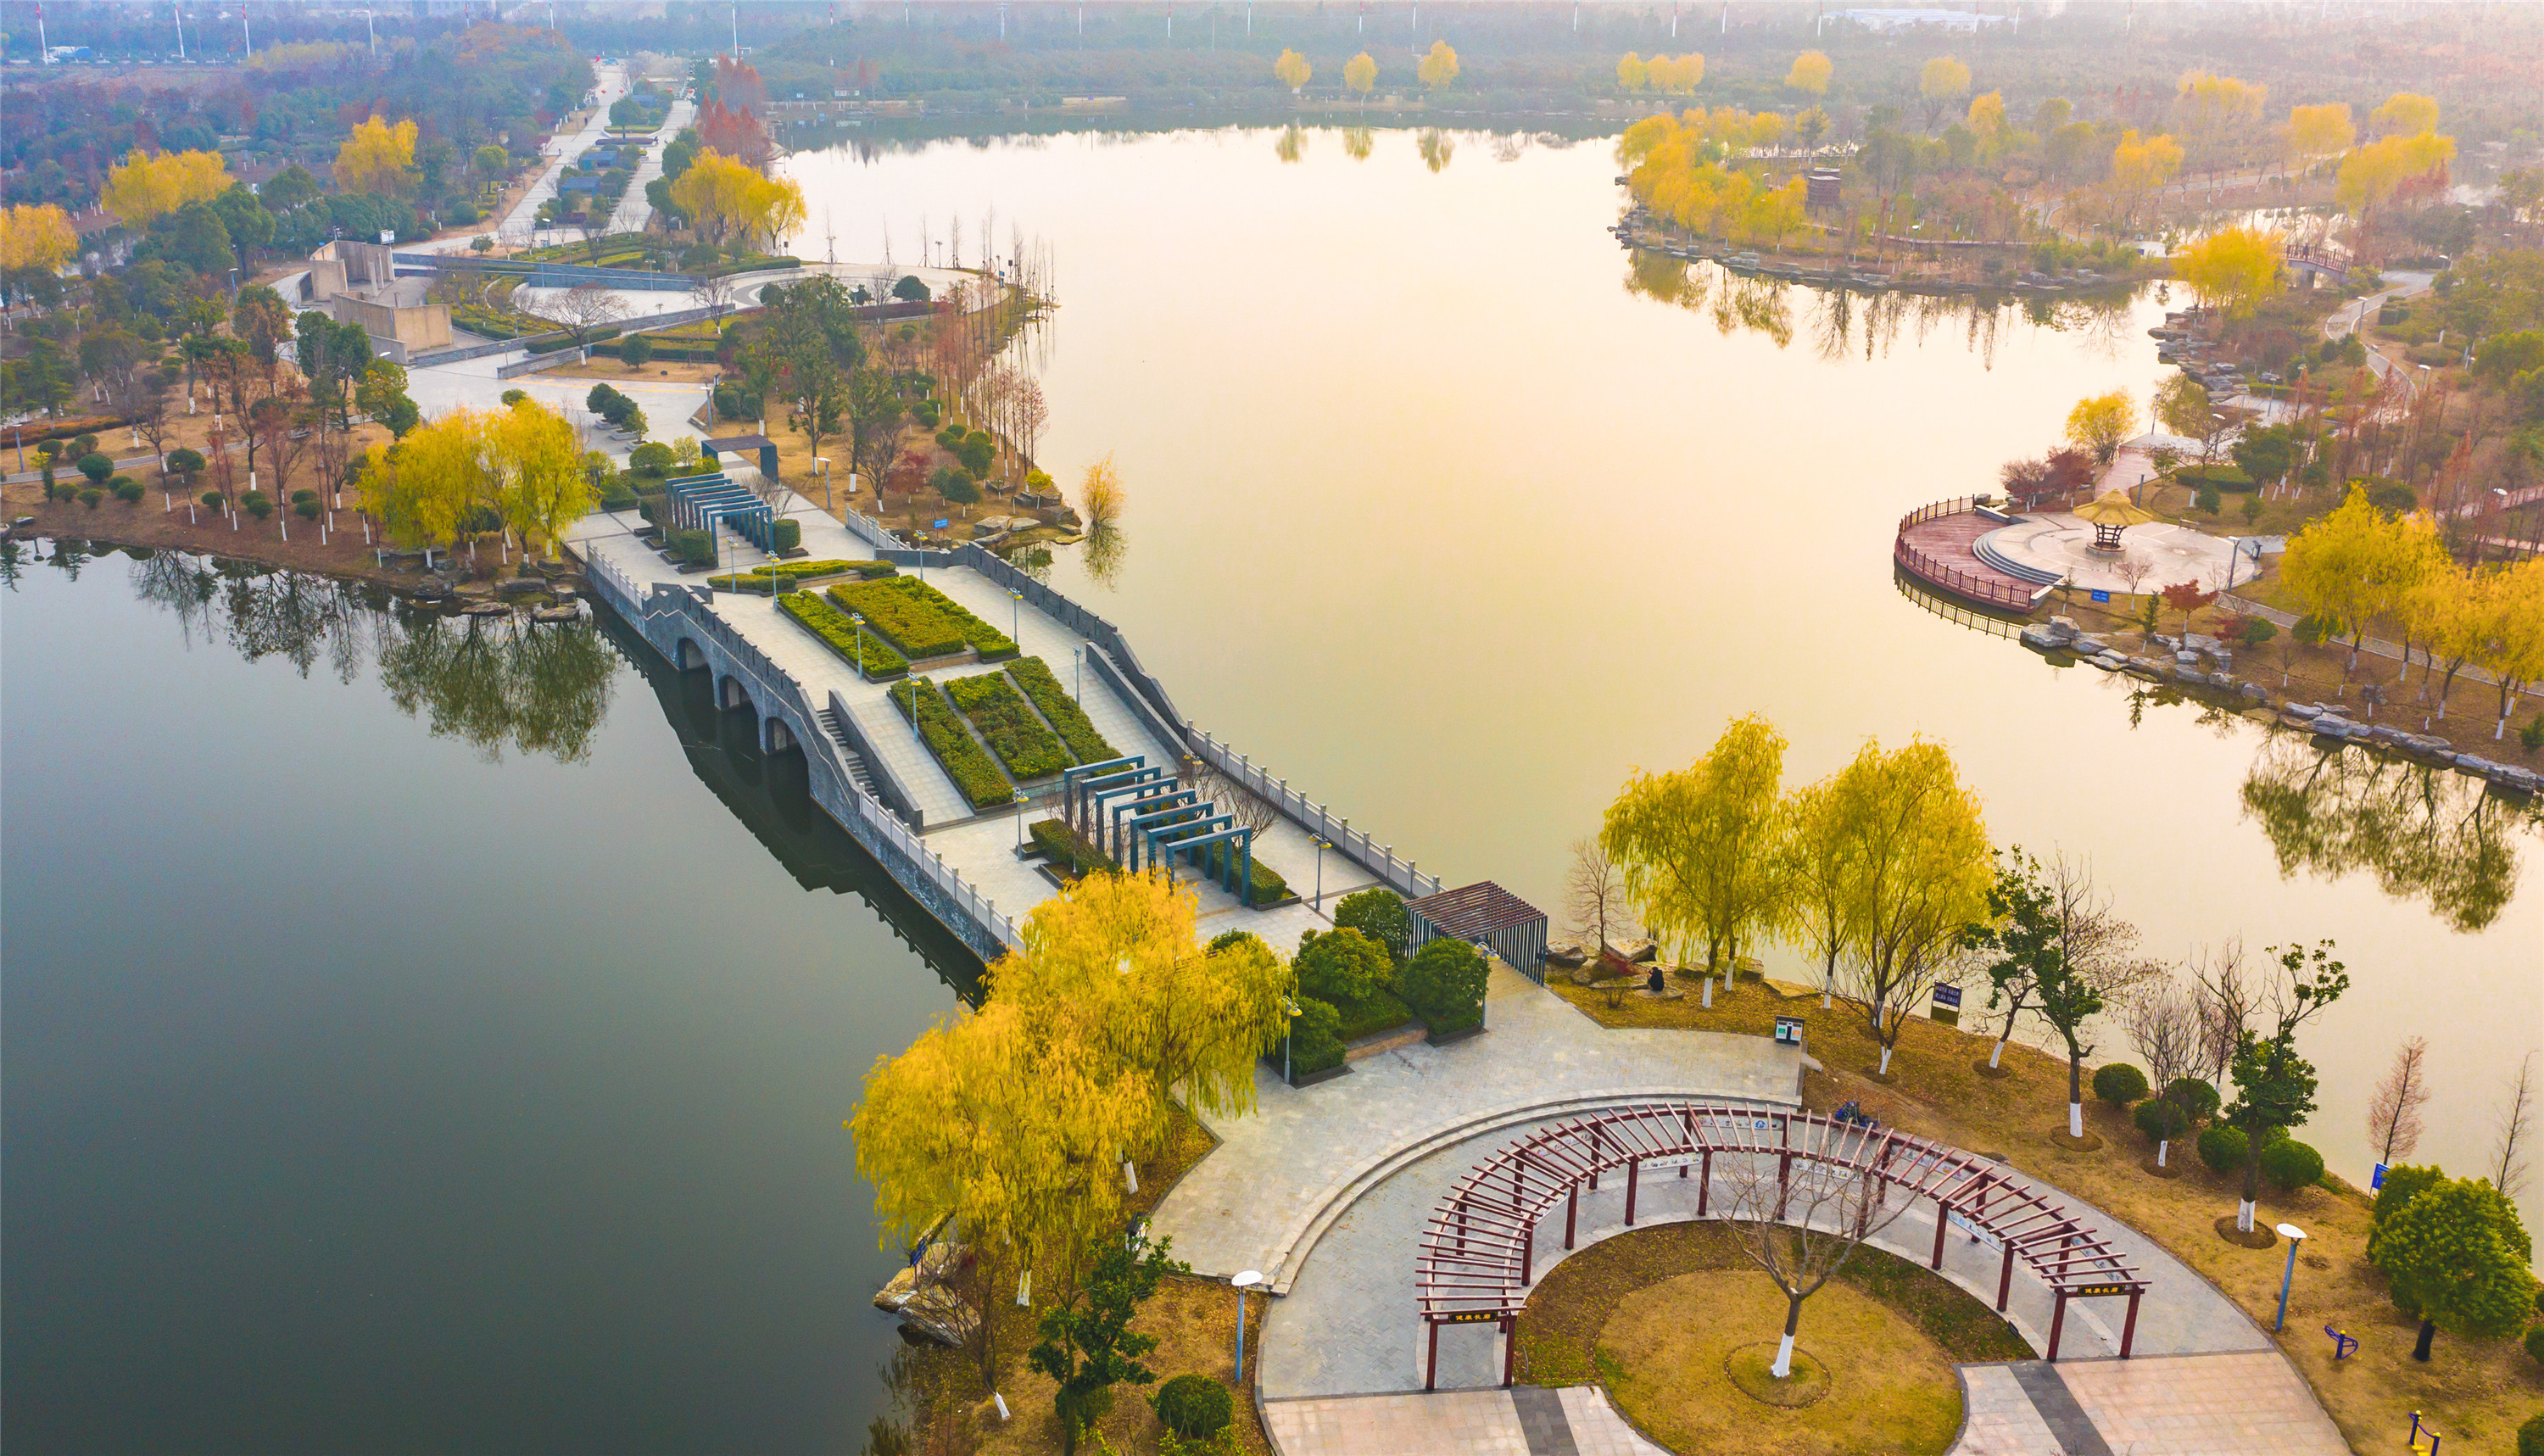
left=110, top=549, right=616, bottom=765
left=2240, top=730, right=2537, bottom=933
left=1621, top=254, right=2148, bottom=368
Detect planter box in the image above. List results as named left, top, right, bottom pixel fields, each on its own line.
left=1424, top=1019, right=1487, bottom=1046
left=1344, top=1023, right=1430, bottom=1063
left=1264, top=1052, right=1351, bottom=1088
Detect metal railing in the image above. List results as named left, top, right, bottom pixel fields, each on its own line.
left=1182, top=726, right=1444, bottom=902
left=1894, top=498, right=2044, bottom=613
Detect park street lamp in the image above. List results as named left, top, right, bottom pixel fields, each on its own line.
left=1231, top=1269, right=1263, bottom=1381
left=1309, top=836, right=1331, bottom=913
left=2273, top=1223, right=2307, bottom=1331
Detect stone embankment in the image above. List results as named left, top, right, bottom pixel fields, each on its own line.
left=2019, top=616, right=2541, bottom=798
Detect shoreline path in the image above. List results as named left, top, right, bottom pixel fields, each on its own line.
left=1146, top=974, right=2349, bottom=1456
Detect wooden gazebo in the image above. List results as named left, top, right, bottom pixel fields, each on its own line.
left=2073, top=490, right=2156, bottom=553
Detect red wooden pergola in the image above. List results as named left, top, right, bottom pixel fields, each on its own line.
left=1413, top=1101, right=2146, bottom=1390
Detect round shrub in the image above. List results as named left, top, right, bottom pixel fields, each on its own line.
left=2197, top=1125, right=2253, bottom=1173
left=243, top=493, right=273, bottom=520
left=291, top=488, right=319, bottom=505
left=1295, top=928, right=1390, bottom=1005
left=1152, top=1374, right=1232, bottom=1438
left=294, top=500, right=321, bottom=520
left=77, top=451, right=114, bottom=484
left=1399, top=938, right=1489, bottom=1031
left=201, top=490, right=224, bottom=509
left=501, top=388, right=529, bottom=406
left=2524, top=1323, right=2544, bottom=1370
left=2134, top=1096, right=2190, bottom=1145
left=2519, top=1411, right=2544, bottom=1456
left=112, top=478, right=145, bottom=504
left=2166, top=1077, right=2221, bottom=1122
left=2093, top=1063, right=2150, bottom=1107
left=78, top=488, right=103, bottom=509
left=2258, top=1137, right=2324, bottom=1191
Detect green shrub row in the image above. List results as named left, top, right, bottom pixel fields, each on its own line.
left=1186, top=838, right=1290, bottom=907
left=1324, top=987, right=1419, bottom=1045
left=1284, top=998, right=1347, bottom=1078
left=945, top=670, right=1073, bottom=780
left=778, top=590, right=908, bottom=680
left=593, top=338, right=720, bottom=362
left=2173, top=463, right=2255, bottom=491
left=1029, top=817, right=1116, bottom=878
left=527, top=326, right=619, bottom=355
left=890, top=677, right=1017, bottom=810
left=710, top=558, right=892, bottom=592
left=828, top=575, right=1018, bottom=662
left=1005, top=655, right=1120, bottom=766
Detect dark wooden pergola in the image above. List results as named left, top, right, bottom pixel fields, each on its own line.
left=1406, top=882, right=1548, bottom=984
left=1413, top=1101, right=2147, bottom=1390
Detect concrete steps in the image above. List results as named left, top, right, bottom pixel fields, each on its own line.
left=1973, top=527, right=2067, bottom=588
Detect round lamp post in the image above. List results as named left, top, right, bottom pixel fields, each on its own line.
left=2273, top=1223, right=2307, bottom=1330
left=1310, top=836, right=1331, bottom=912
left=850, top=611, right=867, bottom=680
left=1281, top=997, right=1301, bottom=1085
left=1231, top=1270, right=1264, bottom=1381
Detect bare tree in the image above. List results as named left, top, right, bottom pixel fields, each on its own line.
left=1191, top=759, right=1280, bottom=840
left=2491, top=1052, right=2536, bottom=1202
left=549, top=281, right=630, bottom=349
left=689, top=269, right=739, bottom=329
left=2187, top=939, right=2248, bottom=1089
left=1565, top=834, right=1636, bottom=959
left=2364, top=1036, right=2434, bottom=1168
left=1717, top=1119, right=1916, bottom=1381
left=2124, top=975, right=2201, bottom=1169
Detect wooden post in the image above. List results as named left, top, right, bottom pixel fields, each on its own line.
left=1681, top=1108, right=1693, bottom=1177
left=1698, top=1150, right=1712, bottom=1216
left=1626, top=1158, right=1640, bottom=1225
left=1521, top=1224, right=1533, bottom=1286
left=1500, top=1316, right=1516, bottom=1386
left=1424, top=1318, right=1440, bottom=1392
left=1931, top=1202, right=1950, bottom=1269
left=2046, top=1291, right=2068, bottom=1360
left=1776, top=1150, right=1794, bottom=1221
left=1996, top=1243, right=2015, bottom=1312
left=1565, top=1181, right=1577, bottom=1249
left=2120, top=1289, right=2142, bottom=1358
left=1589, top=1125, right=1601, bottom=1191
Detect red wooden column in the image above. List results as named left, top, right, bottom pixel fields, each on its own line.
left=1521, top=1224, right=1534, bottom=1286
left=1931, top=1201, right=1950, bottom=1269
left=1626, top=1158, right=1640, bottom=1225
left=1564, top=1180, right=1578, bottom=1249
left=1697, top=1150, right=1712, bottom=1216
left=2120, top=1289, right=2142, bottom=1358
left=1500, top=1316, right=1516, bottom=1386
left=1680, top=1108, right=1693, bottom=1178
left=1996, top=1242, right=2016, bottom=1312
left=2046, top=1291, right=2069, bottom=1360
left=1425, top=1319, right=1440, bottom=1391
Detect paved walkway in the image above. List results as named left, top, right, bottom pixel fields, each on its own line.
left=1983, top=513, right=2238, bottom=594
left=1960, top=1353, right=2346, bottom=1456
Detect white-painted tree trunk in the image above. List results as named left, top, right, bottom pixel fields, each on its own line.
left=2067, top=1102, right=2084, bottom=1139
left=2236, top=1198, right=2257, bottom=1232
left=1877, top=1045, right=1894, bottom=1075
left=1771, top=1332, right=1796, bottom=1378
left=2156, top=1139, right=2169, bottom=1168
left=1989, top=1039, right=2006, bottom=1069
left=1702, top=979, right=1713, bottom=1009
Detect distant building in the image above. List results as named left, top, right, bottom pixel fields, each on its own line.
left=1831, top=8, right=2010, bottom=35
left=1805, top=167, right=1845, bottom=211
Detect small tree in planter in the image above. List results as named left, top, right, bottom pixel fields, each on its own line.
left=1026, top=1228, right=1185, bottom=1456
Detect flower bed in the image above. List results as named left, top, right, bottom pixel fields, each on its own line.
left=828, top=576, right=1018, bottom=662
left=778, top=590, right=908, bottom=680
left=890, top=677, right=1016, bottom=810
left=1006, top=655, right=1119, bottom=765
left=711, top=559, right=894, bottom=593
left=945, top=670, right=1073, bottom=780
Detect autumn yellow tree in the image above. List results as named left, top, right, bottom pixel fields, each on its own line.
left=2174, top=226, right=2283, bottom=320
left=670, top=148, right=806, bottom=249
left=1344, top=52, right=1378, bottom=98
left=1917, top=55, right=1972, bottom=130
left=1647, top=53, right=1704, bottom=95
left=2106, top=129, right=2184, bottom=224
left=2285, top=103, right=2354, bottom=162
left=334, top=114, right=420, bottom=197
left=2173, top=70, right=2267, bottom=158
left=365, top=408, right=498, bottom=558
left=99, top=148, right=231, bottom=228
left=988, top=872, right=1292, bottom=1147
left=1080, top=452, right=1124, bottom=530
left=1274, top=47, right=1310, bottom=93
left=493, top=399, right=594, bottom=561
left=1601, top=713, right=1792, bottom=983
left=1416, top=40, right=1459, bottom=92
left=1616, top=52, right=1649, bottom=92
left=2370, top=92, right=2440, bottom=137
left=2064, top=391, right=2138, bottom=465
left=2467, top=557, right=2544, bottom=739
left=0, top=204, right=76, bottom=273
left=1967, top=91, right=2009, bottom=156
left=1785, top=50, right=1832, bottom=96
left=2281, top=483, right=2450, bottom=681
left=2337, top=131, right=2454, bottom=218
left=1826, top=738, right=1990, bottom=1076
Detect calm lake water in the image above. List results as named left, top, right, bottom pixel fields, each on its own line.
left=5, top=126, right=2538, bottom=1453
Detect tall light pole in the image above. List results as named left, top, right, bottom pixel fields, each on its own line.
left=1231, top=1270, right=1263, bottom=1379
left=2273, top=1224, right=2307, bottom=1330
left=357, top=9, right=375, bottom=55
left=1310, top=835, right=1330, bottom=912
left=174, top=3, right=185, bottom=61
left=241, top=6, right=251, bottom=60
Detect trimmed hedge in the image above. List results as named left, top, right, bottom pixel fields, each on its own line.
left=2258, top=1137, right=2324, bottom=1191
left=891, top=677, right=1016, bottom=810
left=593, top=337, right=720, bottom=362
left=2093, top=1063, right=2150, bottom=1106
left=1400, top=938, right=1490, bottom=1034
left=1285, top=998, right=1346, bottom=1078
left=2197, top=1124, right=2265, bottom=1173
left=945, top=669, right=1072, bottom=780
left=1153, top=1375, right=1233, bottom=1439
left=1189, top=839, right=1290, bottom=907
left=778, top=590, right=908, bottom=679
left=1007, top=655, right=1120, bottom=765
left=527, top=326, right=620, bottom=354
left=828, top=575, right=1018, bottom=662
left=711, top=558, right=895, bottom=592
left=1326, top=987, right=1420, bottom=1044
left=1030, top=817, right=1115, bottom=878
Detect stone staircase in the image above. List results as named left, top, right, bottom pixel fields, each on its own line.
left=1973, top=527, right=2067, bottom=588
left=815, top=706, right=884, bottom=801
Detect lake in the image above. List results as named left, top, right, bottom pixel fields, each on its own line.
left=4, top=126, right=2536, bottom=1453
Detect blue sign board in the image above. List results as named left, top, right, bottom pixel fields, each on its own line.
left=2090, top=589, right=2112, bottom=604
left=2371, top=1162, right=2388, bottom=1191
left=1932, top=985, right=1963, bottom=1009
left=933, top=518, right=950, bottom=529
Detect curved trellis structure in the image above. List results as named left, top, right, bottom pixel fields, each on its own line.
left=1414, top=1101, right=2146, bottom=1390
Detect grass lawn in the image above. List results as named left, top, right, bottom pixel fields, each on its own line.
left=1550, top=977, right=2544, bottom=1453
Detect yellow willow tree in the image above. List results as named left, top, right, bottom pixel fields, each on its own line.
left=1779, top=774, right=1863, bottom=1007
left=1601, top=713, right=1792, bottom=983
left=1917, top=55, right=1971, bottom=129
left=989, top=872, right=1292, bottom=1146
left=2172, top=70, right=2267, bottom=159
left=1417, top=40, right=1459, bottom=92
left=852, top=1000, right=1156, bottom=1385
left=2285, top=103, right=2354, bottom=164
left=1616, top=53, right=1649, bottom=92
left=1274, top=47, right=1310, bottom=93
left=2370, top=92, right=2440, bottom=137
left=0, top=203, right=77, bottom=274
left=2280, top=484, right=2450, bottom=682
left=365, top=408, right=498, bottom=558
left=1344, top=52, right=1378, bottom=98
left=1967, top=91, right=2009, bottom=156
left=2468, top=555, right=2544, bottom=739
left=494, top=399, right=594, bottom=561
left=2106, top=129, right=2184, bottom=226
left=1080, top=452, right=1124, bottom=530
left=1784, top=50, right=1832, bottom=96
left=2337, top=131, right=2455, bottom=219
left=1828, top=738, right=1990, bottom=1076
left=99, top=148, right=231, bottom=228
left=334, top=114, right=420, bottom=197
left=2175, top=226, right=2283, bottom=320
left=1647, top=53, right=1704, bottom=95
left=2064, top=390, right=2137, bottom=465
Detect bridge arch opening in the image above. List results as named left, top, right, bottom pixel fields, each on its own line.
left=719, top=676, right=754, bottom=715
left=676, top=638, right=708, bottom=672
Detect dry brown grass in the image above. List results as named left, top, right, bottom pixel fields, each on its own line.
left=1553, top=978, right=2544, bottom=1453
